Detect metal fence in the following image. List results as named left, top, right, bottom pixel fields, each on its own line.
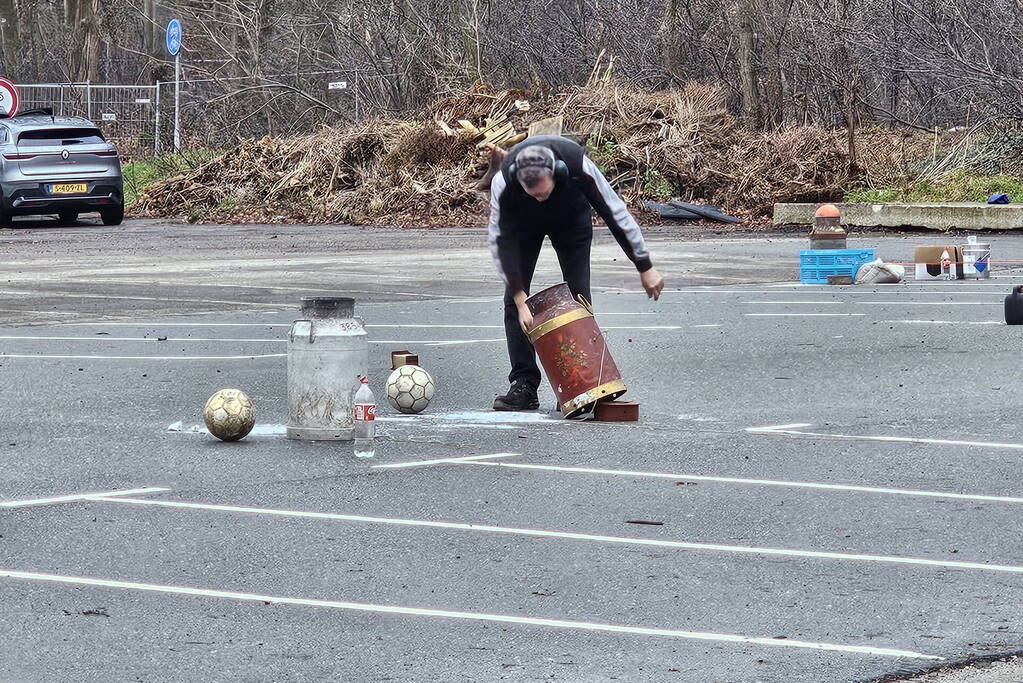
left=15, top=83, right=161, bottom=157
left=13, top=75, right=376, bottom=158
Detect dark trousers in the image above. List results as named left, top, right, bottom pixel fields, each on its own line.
left=504, top=227, right=593, bottom=389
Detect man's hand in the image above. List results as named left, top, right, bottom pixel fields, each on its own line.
left=476, top=143, right=509, bottom=191
left=484, top=143, right=508, bottom=166
left=518, top=304, right=534, bottom=334
left=513, top=290, right=534, bottom=333
left=641, top=268, right=665, bottom=300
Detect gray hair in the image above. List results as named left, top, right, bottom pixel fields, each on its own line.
left=515, top=146, right=555, bottom=189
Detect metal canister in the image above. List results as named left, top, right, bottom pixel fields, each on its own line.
left=1005, top=285, right=1023, bottom=325
left=525, top=283, right=626, bottom=418
left=287, top=297, right=368, bottom=441
left=963, top=242, right=992, bottom=279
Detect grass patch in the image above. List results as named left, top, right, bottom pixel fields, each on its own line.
left=846, top=172, right=1023, bottom=203
left=123, top=149, right=220, bottom=206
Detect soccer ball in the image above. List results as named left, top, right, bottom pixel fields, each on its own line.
left=203, top=389, right=256, bottom=441
left=386, top=365, right=435, bottom=414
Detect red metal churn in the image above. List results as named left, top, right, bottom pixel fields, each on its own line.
left=525, top=283, right=627, bottom=418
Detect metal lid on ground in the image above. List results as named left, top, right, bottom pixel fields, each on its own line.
left=300, top=297, right=355, bottom=318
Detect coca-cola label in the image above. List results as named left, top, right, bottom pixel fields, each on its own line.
left=354, top=404, right=376, bottom=421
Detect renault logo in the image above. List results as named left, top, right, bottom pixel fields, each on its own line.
left=61, top=149, right=69, bottom=160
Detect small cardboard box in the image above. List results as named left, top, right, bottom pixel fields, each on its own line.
left=914, top=245, right=964, bottom=280
left=390, top=350, right=420, bottom=370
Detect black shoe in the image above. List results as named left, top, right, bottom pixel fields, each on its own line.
left=493, top=383, right=540, bottom=411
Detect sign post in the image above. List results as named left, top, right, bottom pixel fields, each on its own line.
left=166, top=19, right=182, bottom=153
left=0, top=77, right=20, bottom=117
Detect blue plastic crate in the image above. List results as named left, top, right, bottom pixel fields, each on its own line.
left=799, top=249, right=874, bottom=284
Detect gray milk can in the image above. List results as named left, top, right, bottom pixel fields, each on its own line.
left=287, top=297, right=368, bottom=441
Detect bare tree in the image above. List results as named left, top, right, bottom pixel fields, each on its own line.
left=0, top=0, right=1015, bottom=148
left=66, top=0, right=104, bottom=82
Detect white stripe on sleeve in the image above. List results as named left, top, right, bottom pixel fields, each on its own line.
left=487, top=171, right=508, bottom=284
left=582, top=156, right=650, bottom=262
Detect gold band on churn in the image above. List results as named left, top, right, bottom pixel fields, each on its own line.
left=561, top=379, right=628, bottom=416
left=526, top=308, right=592, bottom=343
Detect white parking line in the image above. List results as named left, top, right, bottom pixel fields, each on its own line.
left=460, top=461, right=1023, bottom=505
left=370, top=339, right=506, bottom=346
left=746, top=424, right=1023, bottom=450
left=743, top=301, right=844, bottom=305
left=881, top=320, right=1003, bottom=326
left=744, top=313, right=866, bottom=317
left=0, top=568, right=937, bottom=659
left=45, top=277, right=480, bottom=299
left=66, top=322, right=291, bottom=327
left=0, top=335, right=281, bottom=343
left=762, top=283, right=1013, bottom=290
left=746, top=423, right=813, bottom=432
left=368, top=324, right=683, bottom=330
left=0, top=335, right=506, bottom=349
left=0, top=353, right=286, bottom=360
left=638, top=288, right=1010, bottom=295
left=857, top=302, right=999, bottom=306
left=0, top=486, right=169, bottom=509
left=0, top=289, right=286, bottom=308
left=371, top=453, right=520, bottom=470
left=0, top=309, right=78, bottom=316
left=93, top=496, right=1023, bottom=575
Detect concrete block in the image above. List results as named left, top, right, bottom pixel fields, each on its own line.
left=773, top=202, right=1023, bottom=232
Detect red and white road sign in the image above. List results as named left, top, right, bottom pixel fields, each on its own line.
left=0, top=77, right=19, bottom=117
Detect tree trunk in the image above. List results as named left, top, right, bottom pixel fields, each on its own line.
left=737, top=0, right=762, bottom=129
left=659, top=0, right=686, bottom=81
left=24, top=0, right=40, bottom=79
left=141, top=0, right=159, bottom=59
left=846, top=71, right=859, bottom=175
left=0, top=0, right=21, bottom=74
left=65, top=0, right=103, bottom=82
left=887, top=0, right=901, bottom=127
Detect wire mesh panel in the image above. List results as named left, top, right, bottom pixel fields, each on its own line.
left=15, top=75, right=380, bottom=157
left=15, top=83, right=159, bottom=158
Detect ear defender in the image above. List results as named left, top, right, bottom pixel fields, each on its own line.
left=553, top=159, right=569, bottom=181
left=508, top=156, right=570, bottom=182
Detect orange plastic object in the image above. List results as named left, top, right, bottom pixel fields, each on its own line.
left=815, top=203, right=841, bottom=219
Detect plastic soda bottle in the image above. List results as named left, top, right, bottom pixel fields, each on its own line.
left=940, top=249, right=953, bottom=280
left=353, top=376, right=376, bottom=458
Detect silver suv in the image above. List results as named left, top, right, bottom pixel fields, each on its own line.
left=0, top=109, right=124, bottom=226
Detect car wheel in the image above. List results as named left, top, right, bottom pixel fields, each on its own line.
left=58, top=211, right=78, bottom=226
left=101, top=203, right=124, bottom=226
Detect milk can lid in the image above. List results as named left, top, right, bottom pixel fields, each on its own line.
left=300, top=297, right=355, bottom=318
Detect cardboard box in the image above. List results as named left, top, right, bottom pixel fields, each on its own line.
left=914, top=245, right=964, bottom=280
left=390, top=350, right=420, bottom=370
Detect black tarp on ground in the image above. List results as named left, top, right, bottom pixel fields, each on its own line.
left=641, top=200, right=741, bottom=224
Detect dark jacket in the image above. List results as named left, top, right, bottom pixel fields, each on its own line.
left=487, top=135, right=652, bottom=292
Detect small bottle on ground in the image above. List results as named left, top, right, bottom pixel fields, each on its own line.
left=353, top=375, right=376, bottom=458
left=940, top=249, right=953, bottom=280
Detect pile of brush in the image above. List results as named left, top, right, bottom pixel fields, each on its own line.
left=134, top=80, right=861, bottom=225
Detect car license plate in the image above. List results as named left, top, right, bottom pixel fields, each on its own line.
left=51, top=183, right=87, bottom=194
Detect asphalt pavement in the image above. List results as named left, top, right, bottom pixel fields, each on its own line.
left=2, top=217, right=1023, bottom=682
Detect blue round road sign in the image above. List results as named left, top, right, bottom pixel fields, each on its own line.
left=166, top=19, right=182, bottom=56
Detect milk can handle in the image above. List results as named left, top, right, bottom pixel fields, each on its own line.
left=290, top=319, right=314, bottom=343
left=576, top=294, right=594, bottom=314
